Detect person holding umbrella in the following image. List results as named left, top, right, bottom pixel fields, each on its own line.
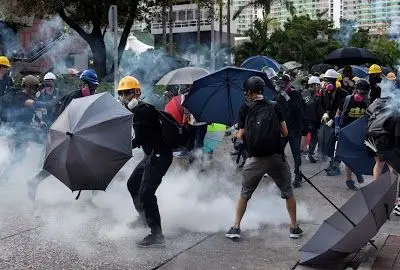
left=118, top=76, right=173, bottom=248
left=368, top=64, right=383, bottom=104
left=336, top=79, right=370, bottom=191
left=27, top=69, right=99, bottom=201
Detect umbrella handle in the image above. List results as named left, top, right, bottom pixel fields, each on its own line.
left=75, top=190, right=81, bottom=200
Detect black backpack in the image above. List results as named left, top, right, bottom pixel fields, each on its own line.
left=157, top=110, right=190, bottom=150
left=366, top=98, right=392, bottom=137
left=245, top=100, right=282, bottom=157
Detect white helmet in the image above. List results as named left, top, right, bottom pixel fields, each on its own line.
left=308, top=76, right=320, bottom=85
left=262, top=67, right=277, bottom=80
left=324, top=69, right=339, bottom=79
left=44, top=72, right=56, bottom=81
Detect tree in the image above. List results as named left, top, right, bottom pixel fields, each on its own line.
left=367, top=37, right=400, bottom=68
left=233, top=0, right=295, bottom=21
left=348, top=28, right=370, bottom=48
left=1, top=0, right=149, bottom=79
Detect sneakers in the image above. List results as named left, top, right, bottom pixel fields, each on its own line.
left=293, top=174, right=302, bottom=188
left=225, top=227, right=241, bottom=239
left=308, top=154, right=317, bottom=163
left=394, top=204, right=400, bottom=216
left=290, top=226, right=303, bottom=239
left=136, top=234, right=165, bottom=248
left=346, top=180, right=359, bottom=191
left=356, top=174, right=364, bottom=184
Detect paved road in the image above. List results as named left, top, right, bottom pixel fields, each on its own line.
left=0, top=141, right=398, bottom=269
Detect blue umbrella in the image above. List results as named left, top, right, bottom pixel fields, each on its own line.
left=241, top=55, right=281, bottom=72
left=336, top=116, right=388, bottom=175
left=337, top=65, right=368, bottom=79
left=182, top=67, right=276, bottom=126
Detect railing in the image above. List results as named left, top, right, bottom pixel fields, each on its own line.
left=152, top=19, right=212, bottom=29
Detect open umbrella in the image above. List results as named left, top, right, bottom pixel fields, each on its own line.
left=282, top=61, right=302, bottom=71
left=44, top=93, right=133, bottom=194
left=324, top=47, right=378, bottom=65
left=310, top=64, right=333, bottom=74
left=300, top=172, right=397, bottom=266
left=203, top=123, right=226, bottom=153
left=156, top=67, right=209, bottom=86
left=164, top=95, right=184, bottom=124
left=182, top=67, right=276, bottom=126
left=240, top=55, right=281, bottom=72
left=337, top=65, right=369, bottom=79
left=336, top=116, right=388, bottom=175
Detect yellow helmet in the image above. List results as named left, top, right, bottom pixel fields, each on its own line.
left=0, top=56, right=11, bottom=68
left=352, top=76, right=360, bottom=82
left=337, top=73, right=343, bottom=81
left=336, top=80, right=341, bottom=88
left=368, top=64, right=382, bottom=74
left=386, top=72, right=396, bottom=81
left=319, top=73, right=325, bottom=80
left=118, top=76, right=141, bottom=91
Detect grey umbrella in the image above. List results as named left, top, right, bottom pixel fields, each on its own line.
left=43, top=93, right=133, bottom=194
left=300, top=172, right=397, bottom=266
left=282, top=61, right=302, bottom=71
left=156, top=67, right=210, bottom=86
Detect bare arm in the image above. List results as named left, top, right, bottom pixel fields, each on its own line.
left=236, top=128, right=245, bottom=140
left=280, top=121, right=288, bottom=137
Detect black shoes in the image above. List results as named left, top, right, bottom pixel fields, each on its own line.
left=225, top=227, right=241, bottom=239
left=136, top=234, right=166, bottom=248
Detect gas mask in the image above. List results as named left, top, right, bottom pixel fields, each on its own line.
left=80, top=86, right=91, bottom=97
left=354, top=90, right=369, bottom=102
left=369, top=76, right=382, bottom=85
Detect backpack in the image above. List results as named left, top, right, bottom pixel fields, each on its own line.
left=366, top=98, right=392, bottom=137
left=157, top=109, right=190, bottom=150
left=245, top=100, right=282, bottom=157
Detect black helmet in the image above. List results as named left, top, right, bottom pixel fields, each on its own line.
left=243, top=76, right=265, bottom=93
left=355, top=79, right=370, bottom=93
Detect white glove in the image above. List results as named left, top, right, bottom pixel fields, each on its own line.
left=326, top=119, right=334, bottom=127
left=321, top=113, right=330, bottom=123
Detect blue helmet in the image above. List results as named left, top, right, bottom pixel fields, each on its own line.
left=80, top=69, right=99, bottom=85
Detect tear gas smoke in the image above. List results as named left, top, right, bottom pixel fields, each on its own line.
left=0, top=129, right=312, bottom=255
left=333, top=20, right=358, bottom=46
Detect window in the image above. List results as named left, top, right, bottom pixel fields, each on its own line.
left=187, top=10, right=194, bottom=20
left=178, top=11, right=185, bottom=21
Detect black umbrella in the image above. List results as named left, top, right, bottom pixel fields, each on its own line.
left=324, top=47, right=378, bottom=65
left=310, top=64, right=333, bottom=74
left=44, top=93, right=133, bottom=196
left=300, top=172, right=397, bottom=266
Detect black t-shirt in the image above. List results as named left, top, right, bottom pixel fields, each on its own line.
left=339, top=95, right=368, bottom=127
left=238, top=99, right=284, bottom=129
left=2, top=91, right=34, bottom=124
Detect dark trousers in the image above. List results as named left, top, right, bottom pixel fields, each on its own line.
left=283, top=135, right=302, bottom=175
left=187, top=124, right=208, bottom=151
left=127, top=150, right=173, bottom=235
left=308, top=123, right=320, bottom=155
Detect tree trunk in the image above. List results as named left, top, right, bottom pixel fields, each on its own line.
left=218, top=0, right=223, bottom=46
left=227, top=0, right=231, bottom=64
left=196, top=1, right=201, bottom=64
left=168, top=1, right=174, bottom=54
left=87, top=35, right=107, bottom=80
left=162, top=3, right=167, bottom=50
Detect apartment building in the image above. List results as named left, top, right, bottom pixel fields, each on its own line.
left=233, top=0, right=264, bottom=35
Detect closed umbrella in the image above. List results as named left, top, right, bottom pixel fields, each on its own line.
left=182, top=67, right=276, bottom=126
left=156, top=67, right=209, bottom=86
left=240, top=55, right=281, bottom=72
left=300, top=172, right=397, bottom=266
left=324, top=47, right=378, bottom=65
left=44, top=93, right=133, bottom=194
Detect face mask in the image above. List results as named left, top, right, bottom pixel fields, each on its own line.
left=370, top=76, right=382, bottom=84
left=325, top=83, right=334, bottom=93
left=354, top=93, right=364, bottom=102
left=127, top=98, right=139, bottom=110
left=81, top=86, right=91, bottom=97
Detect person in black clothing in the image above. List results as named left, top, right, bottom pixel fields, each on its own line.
left=225, top=76, right=303, bottom=240
left=302, top=76, right=324, bottom=163
left=337, top=79, right=370, bottom=191
left=368, top=64, right=382, bottom=104
left=275, top=74, right=306, bottom=188
left=27, top=69, right=99, bottom=201
left=0, top=56, right=13, bottom=122
left=118, top=76, right=173, bottom=248
left=321, top=69, right=349, bottom=176
left=33, top=72, right=59, bottom=128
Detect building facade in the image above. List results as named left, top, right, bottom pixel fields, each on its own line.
left=232, top=0, right=264, bottom=35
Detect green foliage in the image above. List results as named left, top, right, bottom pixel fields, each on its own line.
left=233, top=0, right=295, bottom=20
left=367, top=37, right=400, bottom=68
left=235, top=15, right=340, bottom=70
left=348, top=28, right=370, bottom=48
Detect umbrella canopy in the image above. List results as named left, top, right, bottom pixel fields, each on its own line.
left=324, top=47, right=378, bottom=65
left=44, top=93, right=133, bottom=192
left=336, top=116, right=388, bottom=175
left=337, top=65, right=369, bottom=79
left=156, top=67, right=210, bottom=86
left=203, top=123, right=226, bottom=153
left=240, top=55, right=281, bottom=72
left=310, top=64, right=333, bottom=74
left=164, top=95, right=184, bottom=124
left=182, top=67, right=276, bottom=126
left=300, top=172, right=397, bottom=266
left=282, top=61, right=302, bottom=71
